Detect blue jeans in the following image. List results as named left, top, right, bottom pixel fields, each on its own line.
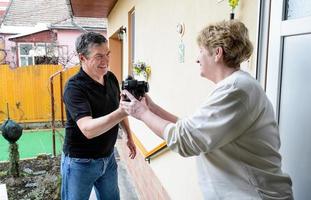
left=61, top=152, right=120, bottom=200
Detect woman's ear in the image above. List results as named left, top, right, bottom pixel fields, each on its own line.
left=214, top=47, right=223, bottom=62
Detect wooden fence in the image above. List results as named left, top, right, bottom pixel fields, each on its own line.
left=0, top=65, right=79, bottom=123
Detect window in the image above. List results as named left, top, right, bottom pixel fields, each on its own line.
left=18, top=43, right=59, bottom=66
left=34, top=43, right=58, bottom=65
left=19, top=43, right=34, bottom=66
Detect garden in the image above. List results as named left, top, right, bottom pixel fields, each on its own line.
left=0, top=125, right=63, bottom=200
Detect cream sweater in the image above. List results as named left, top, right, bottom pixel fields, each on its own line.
left=164, top=70, right=293, bottom=200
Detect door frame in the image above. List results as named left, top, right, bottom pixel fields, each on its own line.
left=259, top=0, right=311, bottom=120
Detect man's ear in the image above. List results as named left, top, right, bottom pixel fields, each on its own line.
left=214, top=47, right=223, bottom=62
left=79, top=54, right=86, bottom=62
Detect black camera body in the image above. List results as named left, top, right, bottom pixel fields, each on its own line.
left=121, top=75, right=149, bottom=101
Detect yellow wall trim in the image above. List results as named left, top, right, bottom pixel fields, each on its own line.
left=132, top=131, right=167, bottom=158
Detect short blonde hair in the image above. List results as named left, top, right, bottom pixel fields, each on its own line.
left=197, top=20, right=253, bottom=68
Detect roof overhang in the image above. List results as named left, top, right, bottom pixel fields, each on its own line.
left=68, top=0, right=117, bottom=18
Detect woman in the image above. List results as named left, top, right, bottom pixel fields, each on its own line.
left=121, top=20, right=293, bottom=199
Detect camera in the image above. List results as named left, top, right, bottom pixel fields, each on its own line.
left=121, top=75, right=149, bottom=101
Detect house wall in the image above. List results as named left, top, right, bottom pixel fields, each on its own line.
left=1, top=29, right=107, bottom=68
left=0, top=0, right=10, bottom=17
left=56, top=29, right=108, bottom=68
left=108, top=0, right=259, bottom=199
left=8, top=30, right=57, bottom=67
left=10, top=30, right=55, bottom=43
left=55, top=29, right=82, bottom=68
left=2, top=34, right=19, bottom=67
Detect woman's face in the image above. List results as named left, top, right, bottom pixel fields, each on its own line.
left=197, top=46, right=215, bottom=79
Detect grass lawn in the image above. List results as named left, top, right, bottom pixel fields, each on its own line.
left=0, top=129, right=64, bottom=161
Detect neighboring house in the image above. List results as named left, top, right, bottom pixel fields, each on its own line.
left=0, top=0, right=9, bottom=20
left=0, top=0, right=10, bottom=65
left=69, top=0, right=311, bottom=200
left=0, top=0, right=107, bottom=67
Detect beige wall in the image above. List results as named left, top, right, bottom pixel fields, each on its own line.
left=109, top=0, right=259, bottom=199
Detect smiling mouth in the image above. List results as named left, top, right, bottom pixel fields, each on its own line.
left=98, top=65, right=108, bottom=69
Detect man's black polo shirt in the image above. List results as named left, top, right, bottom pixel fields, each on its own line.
left=63, top=68, right=120, bottom=158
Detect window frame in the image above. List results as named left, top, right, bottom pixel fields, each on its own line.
left=18, top=43, right=35, bottom=67
left=18, top=42, right=59, bottom=66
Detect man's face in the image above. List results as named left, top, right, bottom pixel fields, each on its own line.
left=81, top=43, right=110, bottom=77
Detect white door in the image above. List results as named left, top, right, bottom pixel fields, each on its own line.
left=266, top=0, right=311, bottom=199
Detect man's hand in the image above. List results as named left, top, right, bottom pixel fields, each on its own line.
left=127, top=137, right=136, bottom=159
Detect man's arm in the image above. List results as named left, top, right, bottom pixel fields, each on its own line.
left=77, top=107, right=127, bottom=139
left=120, top=117, right=132, bottom=139
left=120, top=117, right=137, bottom=158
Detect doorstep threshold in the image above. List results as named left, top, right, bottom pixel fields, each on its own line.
left=0, top=184, right=8, bottom=200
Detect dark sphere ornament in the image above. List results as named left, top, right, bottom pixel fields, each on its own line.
left=1, top=119, right=23, bottom=143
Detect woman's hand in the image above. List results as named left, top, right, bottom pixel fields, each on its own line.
left=120, top=90, right=149, bottom=120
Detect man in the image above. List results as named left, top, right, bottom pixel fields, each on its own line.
left=61, top=32, right=136, bottom=200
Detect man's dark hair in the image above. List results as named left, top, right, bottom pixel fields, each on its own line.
left=75, top=32, right=107, bottom=57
